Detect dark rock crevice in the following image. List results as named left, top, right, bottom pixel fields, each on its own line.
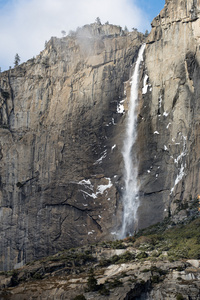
left=144, top=189, right=169, bottom=196
left=44, top=202, right=103, bottom=233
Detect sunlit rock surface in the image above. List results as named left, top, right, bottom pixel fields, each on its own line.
left=137, top=0, right=200, bottom=228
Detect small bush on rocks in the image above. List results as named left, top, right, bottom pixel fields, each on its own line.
left=73, top=295, right=86, bottom=300
left=176, top=293, right=184, bottom=300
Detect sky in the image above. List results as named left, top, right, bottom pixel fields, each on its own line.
left=0, top=0, right=165, bottom=71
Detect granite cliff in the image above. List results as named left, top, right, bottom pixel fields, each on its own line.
left=0, top=24, right=144, bottom=270
left=0, top=0, right=200, bottom=273
left=137, top=0, right=200, bottom=228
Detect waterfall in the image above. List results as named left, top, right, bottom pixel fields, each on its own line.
left=119, top=44, right=145, bottom=238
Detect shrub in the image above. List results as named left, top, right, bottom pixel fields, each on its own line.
left=86, top=272, right=98, bottom=291
left=151, top=275, right=160, bottom=283
left=110, top=255, right=120, bottom=264
left=110, top=240, right=127, bottom=249
left=102, top=251, right=136, bottom=266
left=123, top=236, right=136, bottom=243
left=116, top=251, right=135, bottom=263
left=136, top=251, right=148, bottom=259
left=99, top=258, right=111, bottom=267
left=32, top=273, right=43, bottom=280
left=73, top=295, right=86, bottom=300
left=141, top=268, right=150, bottom=273
left=176, top=293, right=184, bottom=300
left=150, top=266, right=168, bottom=275
left=188, top=245, right=200, bottom=259
left=196, top=235, right=200, bottom=244
left=133, top=236, right=153, bottom=248
left=98, top=284, right=110, bottom=295
left=32, top=272, right=43, bottom=280
left=151, top=250, right=161, bottom=257
left=107, top=278, right=123, bottom=289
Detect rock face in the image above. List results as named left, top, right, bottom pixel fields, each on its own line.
left=0, top=23, right=144, bottom=270
left=1, top=0, right=200, bottom=272
left=137, top=0, right=200, bottom=228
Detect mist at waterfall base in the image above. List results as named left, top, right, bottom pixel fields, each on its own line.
left=118, top=44, right=146, bottom=239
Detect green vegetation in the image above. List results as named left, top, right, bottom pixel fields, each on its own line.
left=176, top=293, right=184, bottom=300
left=98, top=285, right=110, bottom=296
left=151, top=275, right=160, bottom=283
left=142, top=266, right=168, bottom=276
left=86, top=271, right=98, bottom=292
left=73, top=295, right=86, bottom=300
left=14, top=53, right=20, bottom=67
left=133, top=216, right=200, bottom=260
left=42, top=249, right=96, bottom=266
left=8, top=270, right=19, bottom=286
left=86, top=269, right=110, bottom=295
left=150, top=266, right=168, bottom=276
left=99, top=251, right=135, bottom=267
left=32, top=272, right=43, bottom=280
left=99, top=239, right=127, bottom=249
left=107, top=278, right=123, bottom=289
left=136, top=251, right=148, bottom=259
left=5, top=270, right=18, bottom=277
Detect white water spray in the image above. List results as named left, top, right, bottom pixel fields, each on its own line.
left=119, top=44, right=146, bottom=238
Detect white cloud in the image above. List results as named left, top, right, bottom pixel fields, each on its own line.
left=0, top=0, right=150, bottom=71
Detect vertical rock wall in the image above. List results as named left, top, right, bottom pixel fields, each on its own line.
left=0, top=24, right=144, bottom=270
left=137, top=0, right=200, bottom=228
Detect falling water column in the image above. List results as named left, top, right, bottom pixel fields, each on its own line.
left=120, top=44, right=146, bottom=238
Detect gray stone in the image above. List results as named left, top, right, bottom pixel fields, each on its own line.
left=137, top=0, right=200, bottom=229
left=0, top=24, right=144, bottom=270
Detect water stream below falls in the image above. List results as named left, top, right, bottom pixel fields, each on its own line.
left=119, top=44, right=146, bottom=238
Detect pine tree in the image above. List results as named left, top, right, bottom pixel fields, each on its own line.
left=14, top=53, right=20, bottom=67
left=87, top=269, right=98, bottom=291
left=124, top=26, right=129, bottom=32
left=95, top=17, right=101, bottom=25
left=61, top=30, right=66, bottom=37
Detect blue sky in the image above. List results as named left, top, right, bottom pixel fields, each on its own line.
left=136, top=0, right=165, bottom=21
left=0, top=0, right=165, bottom=71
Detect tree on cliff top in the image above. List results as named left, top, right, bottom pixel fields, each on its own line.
left=95, top=17, right=101, bottom=25
left=61, top=30, right=66, bottom=37
left=14, top=53, right=20, bottom=67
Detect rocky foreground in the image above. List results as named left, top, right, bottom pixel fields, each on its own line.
left=1, top=205, right=200, bottom=300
